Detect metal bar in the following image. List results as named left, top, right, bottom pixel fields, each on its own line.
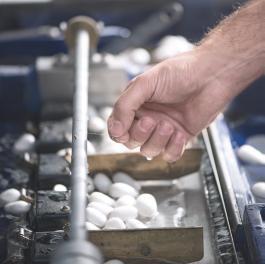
left=202, top=127, right=239, bottom=264
left=51, top=17, right=102, bottom=264
left=70, top=28, right=90, bottom=241
left=205, top=120, right=244, bottom=231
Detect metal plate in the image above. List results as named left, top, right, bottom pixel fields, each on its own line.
left=31, top=191, right=70, bottom=231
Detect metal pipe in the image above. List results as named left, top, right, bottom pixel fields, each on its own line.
left=70, top=28, right=90, bottom=241
left=51, top=17, right=102, bottom=264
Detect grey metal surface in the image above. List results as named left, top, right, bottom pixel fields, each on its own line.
left=139, top=172, right=218, bottom=263
left=51, top=240, right=103, bottom=264
left=50, top=16, right=103, bottom=264
left=70, top=27, right=90, bottom=241
left=38, top=60, right=127, bottom=107
left=206, top=122, right=242, bottom=232
left=202, top=127, right=239, bottom=263
left=204, top=118, right=248, bottom=233
left=32, top=190, right=70, bottom=231
left=179, top=173, right=217, bottom=264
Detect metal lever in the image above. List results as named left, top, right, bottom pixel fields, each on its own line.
left=51, top=16, right=103, bottom=264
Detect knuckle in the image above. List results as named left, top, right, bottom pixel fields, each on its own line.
left=114, top=100, right=125, bottom=113
left=173, top=133, right=186, bottom=146
left=134, top=74, right=145, bottom=83
left=133, top=129, right=150, bottom=142
left=159, top=121, right=174, bottom=135
left=133, top=132, right=146, bottom=142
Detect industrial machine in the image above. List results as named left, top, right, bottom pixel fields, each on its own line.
left=0, top=1, right=264, bottom=264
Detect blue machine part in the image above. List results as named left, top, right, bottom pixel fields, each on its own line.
left=0, top=27, right=67, bottom=58
left=0, top=26, right=130, bottom=59
left=228, top=115, right=265, bottom=147
left=209, top=116, right=265, bottom=263
left=0, top=65, right=41, bottom=121
left=211, top=116, right=253, bottom=221
left=224, top=114, right=265, bottom=263
left=244, top=204, right=265, bottom=264
left=229, top=77, right=265, bottom=118
left=0, top=0, right=245, bottom=58
left=215, top=100, right=265, bottom=263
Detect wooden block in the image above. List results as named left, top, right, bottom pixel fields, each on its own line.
left=88, top=149, right=202, bottom=180
left=89, top=227, right=203, bottom=263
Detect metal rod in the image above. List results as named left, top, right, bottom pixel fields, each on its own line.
left=51, top=17, right=102, bottom=264
left=202, top=127, right=239, bottom=264
left=70, top=28, right=90, bottom=241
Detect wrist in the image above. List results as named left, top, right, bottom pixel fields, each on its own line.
left=194, top=0, right=265, bottom=100
left=195, top=43, right=265, bottom=101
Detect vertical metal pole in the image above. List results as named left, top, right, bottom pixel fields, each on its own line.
left=51, top=17, right=102, bottom=264
left=70, top=28, right=90, bottom=241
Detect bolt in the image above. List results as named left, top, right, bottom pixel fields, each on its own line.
left=61, top=205, right=70, bottom=213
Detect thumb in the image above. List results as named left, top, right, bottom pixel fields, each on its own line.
left=108, top=75, right=153, bottom=139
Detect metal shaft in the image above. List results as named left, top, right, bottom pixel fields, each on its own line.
left=51, top=17, right=102, bottom=264
left=70, top=28, right=90, bottom=241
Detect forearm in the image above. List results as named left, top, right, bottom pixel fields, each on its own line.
left=197, top=0, right=265, bottom=100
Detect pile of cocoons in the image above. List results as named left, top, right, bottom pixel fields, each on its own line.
left=86, top=172, right=158, bottom=230
left=13, top=133, right=36, bottom=155
left=0, top=188, right=31, bottom=216
left=105, top=260, right=124, bottom=264
left=252, top=182, right=265, bottom=199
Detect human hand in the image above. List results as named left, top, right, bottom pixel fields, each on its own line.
left=107, top=49, right=244, bottom=162
left=107, top=0, right=265, bottom=162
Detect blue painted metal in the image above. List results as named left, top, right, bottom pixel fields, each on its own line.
left=229, top=77, right=265, bottom=117
left=228, top=115, right=265, bottom=147
left=0, top=0, right=246, bottom=56
left=0, top=31, right=67, bottom=58
left=0, top=65, right=41, bottom=121
left=0, top=26, right=131, bottom=58
left=244, top=204, right=265, bottom=264
left=209, top=116, right=265, bottom=263
left=211, top=117, right=253, bottom=223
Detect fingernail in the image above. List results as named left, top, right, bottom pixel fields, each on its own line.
left=109, top=119, right=123, bottom=137
left=139, top=117, right=155, bottom=132
left=130, top=140, right=141, bottom=148
left=115, top=134, right=129, bottom=143
left=163, top=153, right=176, bottom=163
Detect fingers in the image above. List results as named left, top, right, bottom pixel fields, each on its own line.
left=140, top=121, right=174, bottom=158
left=125, top=117, right=157, bottom=149
left=163, top=132, right=186, bottom=163
left=112, top=114, right=187, bottom=162
left=108, top=75, right=153, bottom=141
left=124, top=117, right=187, bottom=162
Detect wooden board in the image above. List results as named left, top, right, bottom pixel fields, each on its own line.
left=88, top=149, right=202, bottom=180
left=89, top=227, right=203, bottom=263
